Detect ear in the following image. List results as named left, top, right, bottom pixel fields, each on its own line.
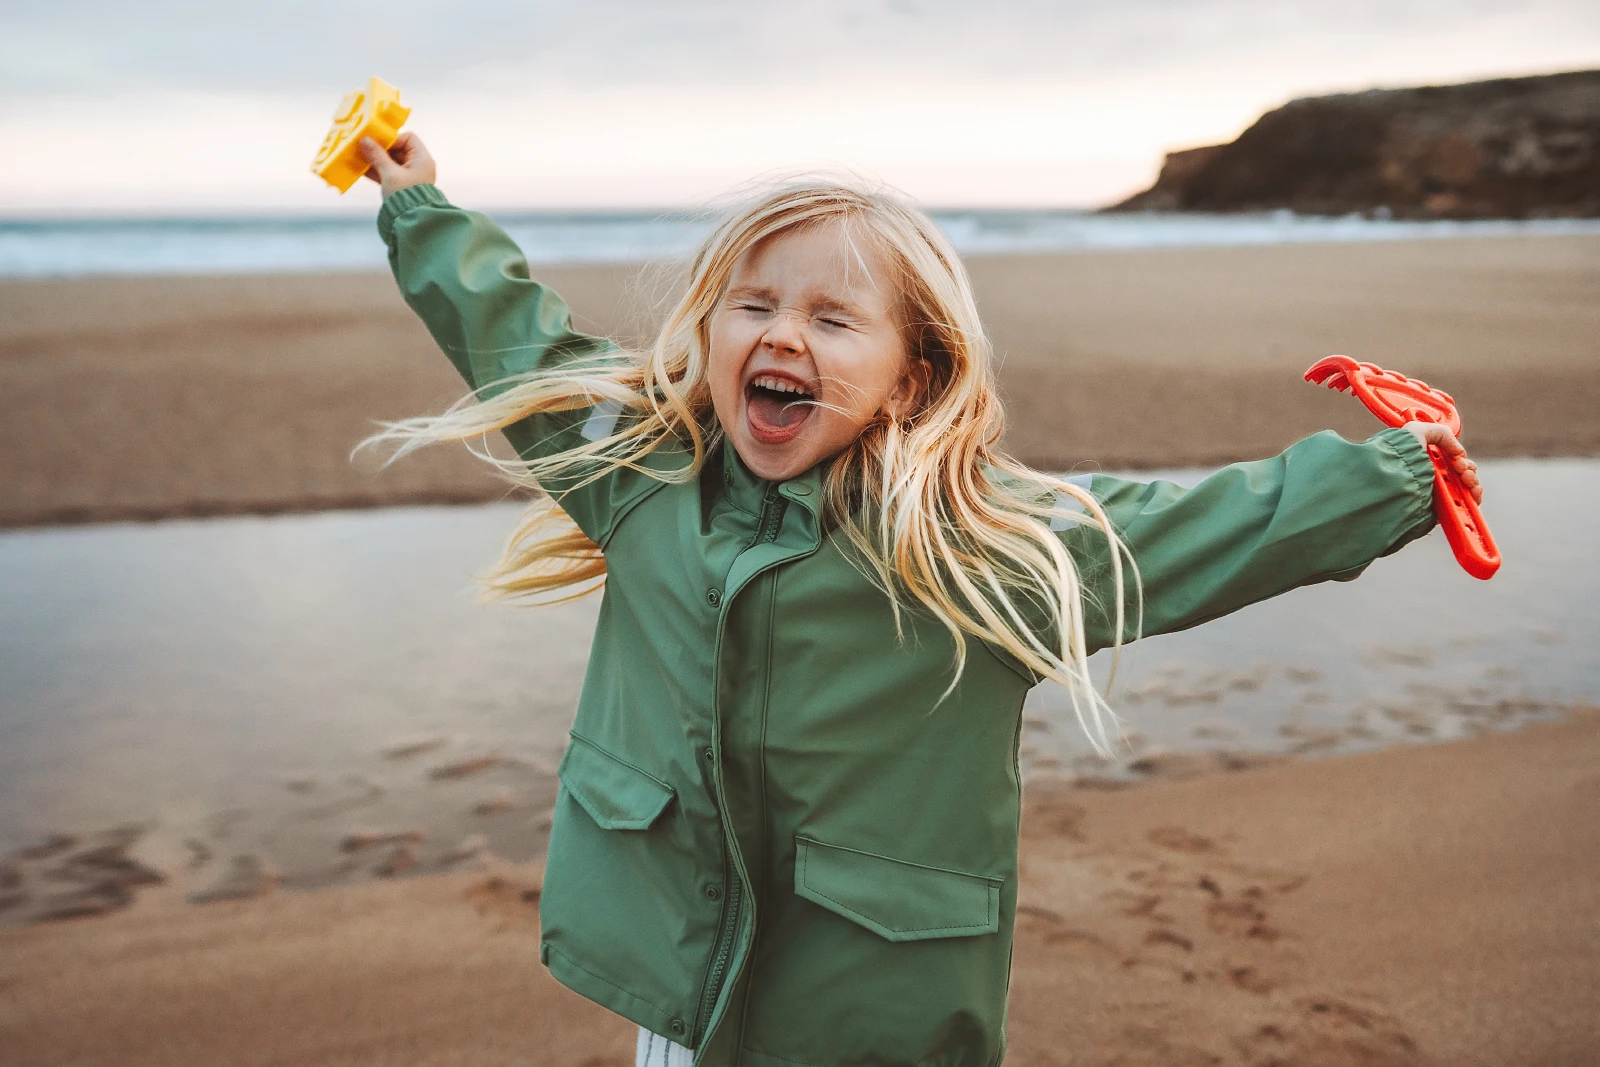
left=886, top=355, right=933, bottom=422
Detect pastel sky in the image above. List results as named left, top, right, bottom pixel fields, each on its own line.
left=4, top=0, right=1597, bottom=214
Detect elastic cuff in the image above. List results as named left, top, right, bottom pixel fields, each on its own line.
left=1372, top=425, right=1436, bottom=491
left=1371, top=425, right=1438, bottom=535
left=376, top=183, right=450, bottom=245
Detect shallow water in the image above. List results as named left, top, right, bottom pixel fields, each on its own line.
left=5, top=211, right=1600, bottom=277
left=1030, top=459, right=1598, bottom=774
left=1, top=459, right=1595, bottom=915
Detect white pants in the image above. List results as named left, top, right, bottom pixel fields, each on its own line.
left=636, top=1027, right=694, bottom=1067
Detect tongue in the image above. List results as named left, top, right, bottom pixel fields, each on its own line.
left=749, top=390, right=810, bottom=431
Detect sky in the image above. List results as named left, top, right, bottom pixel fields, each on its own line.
left=3, top=0, right=1597, bottom=214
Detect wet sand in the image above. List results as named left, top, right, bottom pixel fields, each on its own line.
left=3, top=235, right=1598, bottom=525
left=1006, top=706, right=1600, bottom=1067
left=2, top=708, right=1595, bottom=1066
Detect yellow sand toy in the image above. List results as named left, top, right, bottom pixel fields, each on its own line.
left=310, top=77, right=411, bottom=193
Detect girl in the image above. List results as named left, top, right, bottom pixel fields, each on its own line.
left=357, top=134, right=1481, bottom=1067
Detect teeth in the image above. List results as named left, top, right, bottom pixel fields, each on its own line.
left=751, top=375, right=812, bottom=396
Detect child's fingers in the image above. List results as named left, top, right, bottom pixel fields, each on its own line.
left=386, top=131, right=434, bottom=173
left=1445, top=449, right=1484, bottom=504
left=1404, top=422, right=1484, bottom=503
left=1432, top=427, right=1468, bottom=462
left=390, top=130, right=423, bottom=163
left=1453, top=456, right=1484, bottom=504
left=1406, top=421, right=1465, bottom=459
left=358, top=137, right=400, bottom=177
left=1437, top=436, right=1485, bottom=503
left=1440, top=438, right=1483, bottom=504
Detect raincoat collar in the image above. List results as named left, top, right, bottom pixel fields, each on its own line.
left=717, top=435, right=825, bottom=522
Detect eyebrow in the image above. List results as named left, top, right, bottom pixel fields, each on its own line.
left=810, top=296, right=868, bottom=318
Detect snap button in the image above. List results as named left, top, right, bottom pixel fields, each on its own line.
left=706, top=588, right=722, bottom=607
left=704, top=883, right=722, bottom=901
left=702, top=746, right=714, bottom=761
left=787, top=483, right=812, bottom=496
left=669, top=1017, right=687, bottom=1036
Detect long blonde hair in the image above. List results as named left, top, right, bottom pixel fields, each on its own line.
left=362, top=179, right=1138, bottom=752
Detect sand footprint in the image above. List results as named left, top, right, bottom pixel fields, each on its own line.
left=1229, top=995, right=1427, bottom=1065
left=1147, top=825, right=1217, bottom=853
left=464, top=874, right=544, bottom=934
left=1206, top=894, right=1280, bottom=942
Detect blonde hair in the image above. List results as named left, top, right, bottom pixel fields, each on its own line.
left=363, top=179, right=1138, bottom=753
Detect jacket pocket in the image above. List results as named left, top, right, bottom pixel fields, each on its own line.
left=558, top=732, right=674, bottom=830
left=793, top=836, right=1001, bottom=942
left=541, top=733, right=699, bottom=1037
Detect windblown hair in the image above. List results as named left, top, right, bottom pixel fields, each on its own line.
left=361, top=179, right=1139, bottom=752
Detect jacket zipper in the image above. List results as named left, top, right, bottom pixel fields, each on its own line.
left=693, top=481, right=787, bottom=1046
left=693, top=852, right=743, bottom=1045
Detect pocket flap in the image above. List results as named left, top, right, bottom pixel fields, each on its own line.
left=558, top=733, right=674, bottom=831
left=793, top=837, right=1001, bottom=942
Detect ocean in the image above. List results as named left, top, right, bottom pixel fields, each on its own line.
left=4, top=210, right=1599, bottom=277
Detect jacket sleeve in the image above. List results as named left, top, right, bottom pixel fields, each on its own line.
left=1059, top=427, right=1438, bottom=654
left=376, top=183, right=638, bottom=543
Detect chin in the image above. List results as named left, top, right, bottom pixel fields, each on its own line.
left=732, top=432, right=814, bottom=482
left=743, top=447, right=809, bottom=482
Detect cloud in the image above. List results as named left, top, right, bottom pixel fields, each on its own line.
left=4, top=0, right=1592, bottom=97
left=3, top=0, right=1595, bottom=210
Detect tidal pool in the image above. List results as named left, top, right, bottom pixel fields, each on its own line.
left=1, top=459, right=1594, bottom=917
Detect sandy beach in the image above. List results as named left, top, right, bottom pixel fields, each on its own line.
left=2, top=233, right=1597, bottom=1065
left=2, top=235, right=1597, bottom=526
left=2, top=708, right=1595, bottom=1066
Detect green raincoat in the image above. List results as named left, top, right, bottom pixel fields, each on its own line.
left=378, top=184, right=1439, bottom=1067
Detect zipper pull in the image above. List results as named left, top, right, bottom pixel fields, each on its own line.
left=757, top=485, right=787, bottom=544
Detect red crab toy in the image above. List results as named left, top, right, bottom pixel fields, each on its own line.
left=1305, top=356, right=1500, bottom=580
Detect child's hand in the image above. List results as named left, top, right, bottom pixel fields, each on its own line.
left=359, top=132, right=437, bottom=197
left=1405, top=422, right=1483, bottom=504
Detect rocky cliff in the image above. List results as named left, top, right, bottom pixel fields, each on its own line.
left=1109, top=70, right=1600, bottom=218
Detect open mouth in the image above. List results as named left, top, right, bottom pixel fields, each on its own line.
left=744, top=373, right=817, bottom=443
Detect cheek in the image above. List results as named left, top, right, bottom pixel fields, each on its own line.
left=710, top=312, right=764, bottom=361
left=707, top=320, right=741, bottom=393
left=826, top=343, right=906, bottom=420
left=707, top=317, right=728, bottom=363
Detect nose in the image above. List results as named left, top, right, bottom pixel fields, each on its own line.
left=760, top=307, right=808, bottom=356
